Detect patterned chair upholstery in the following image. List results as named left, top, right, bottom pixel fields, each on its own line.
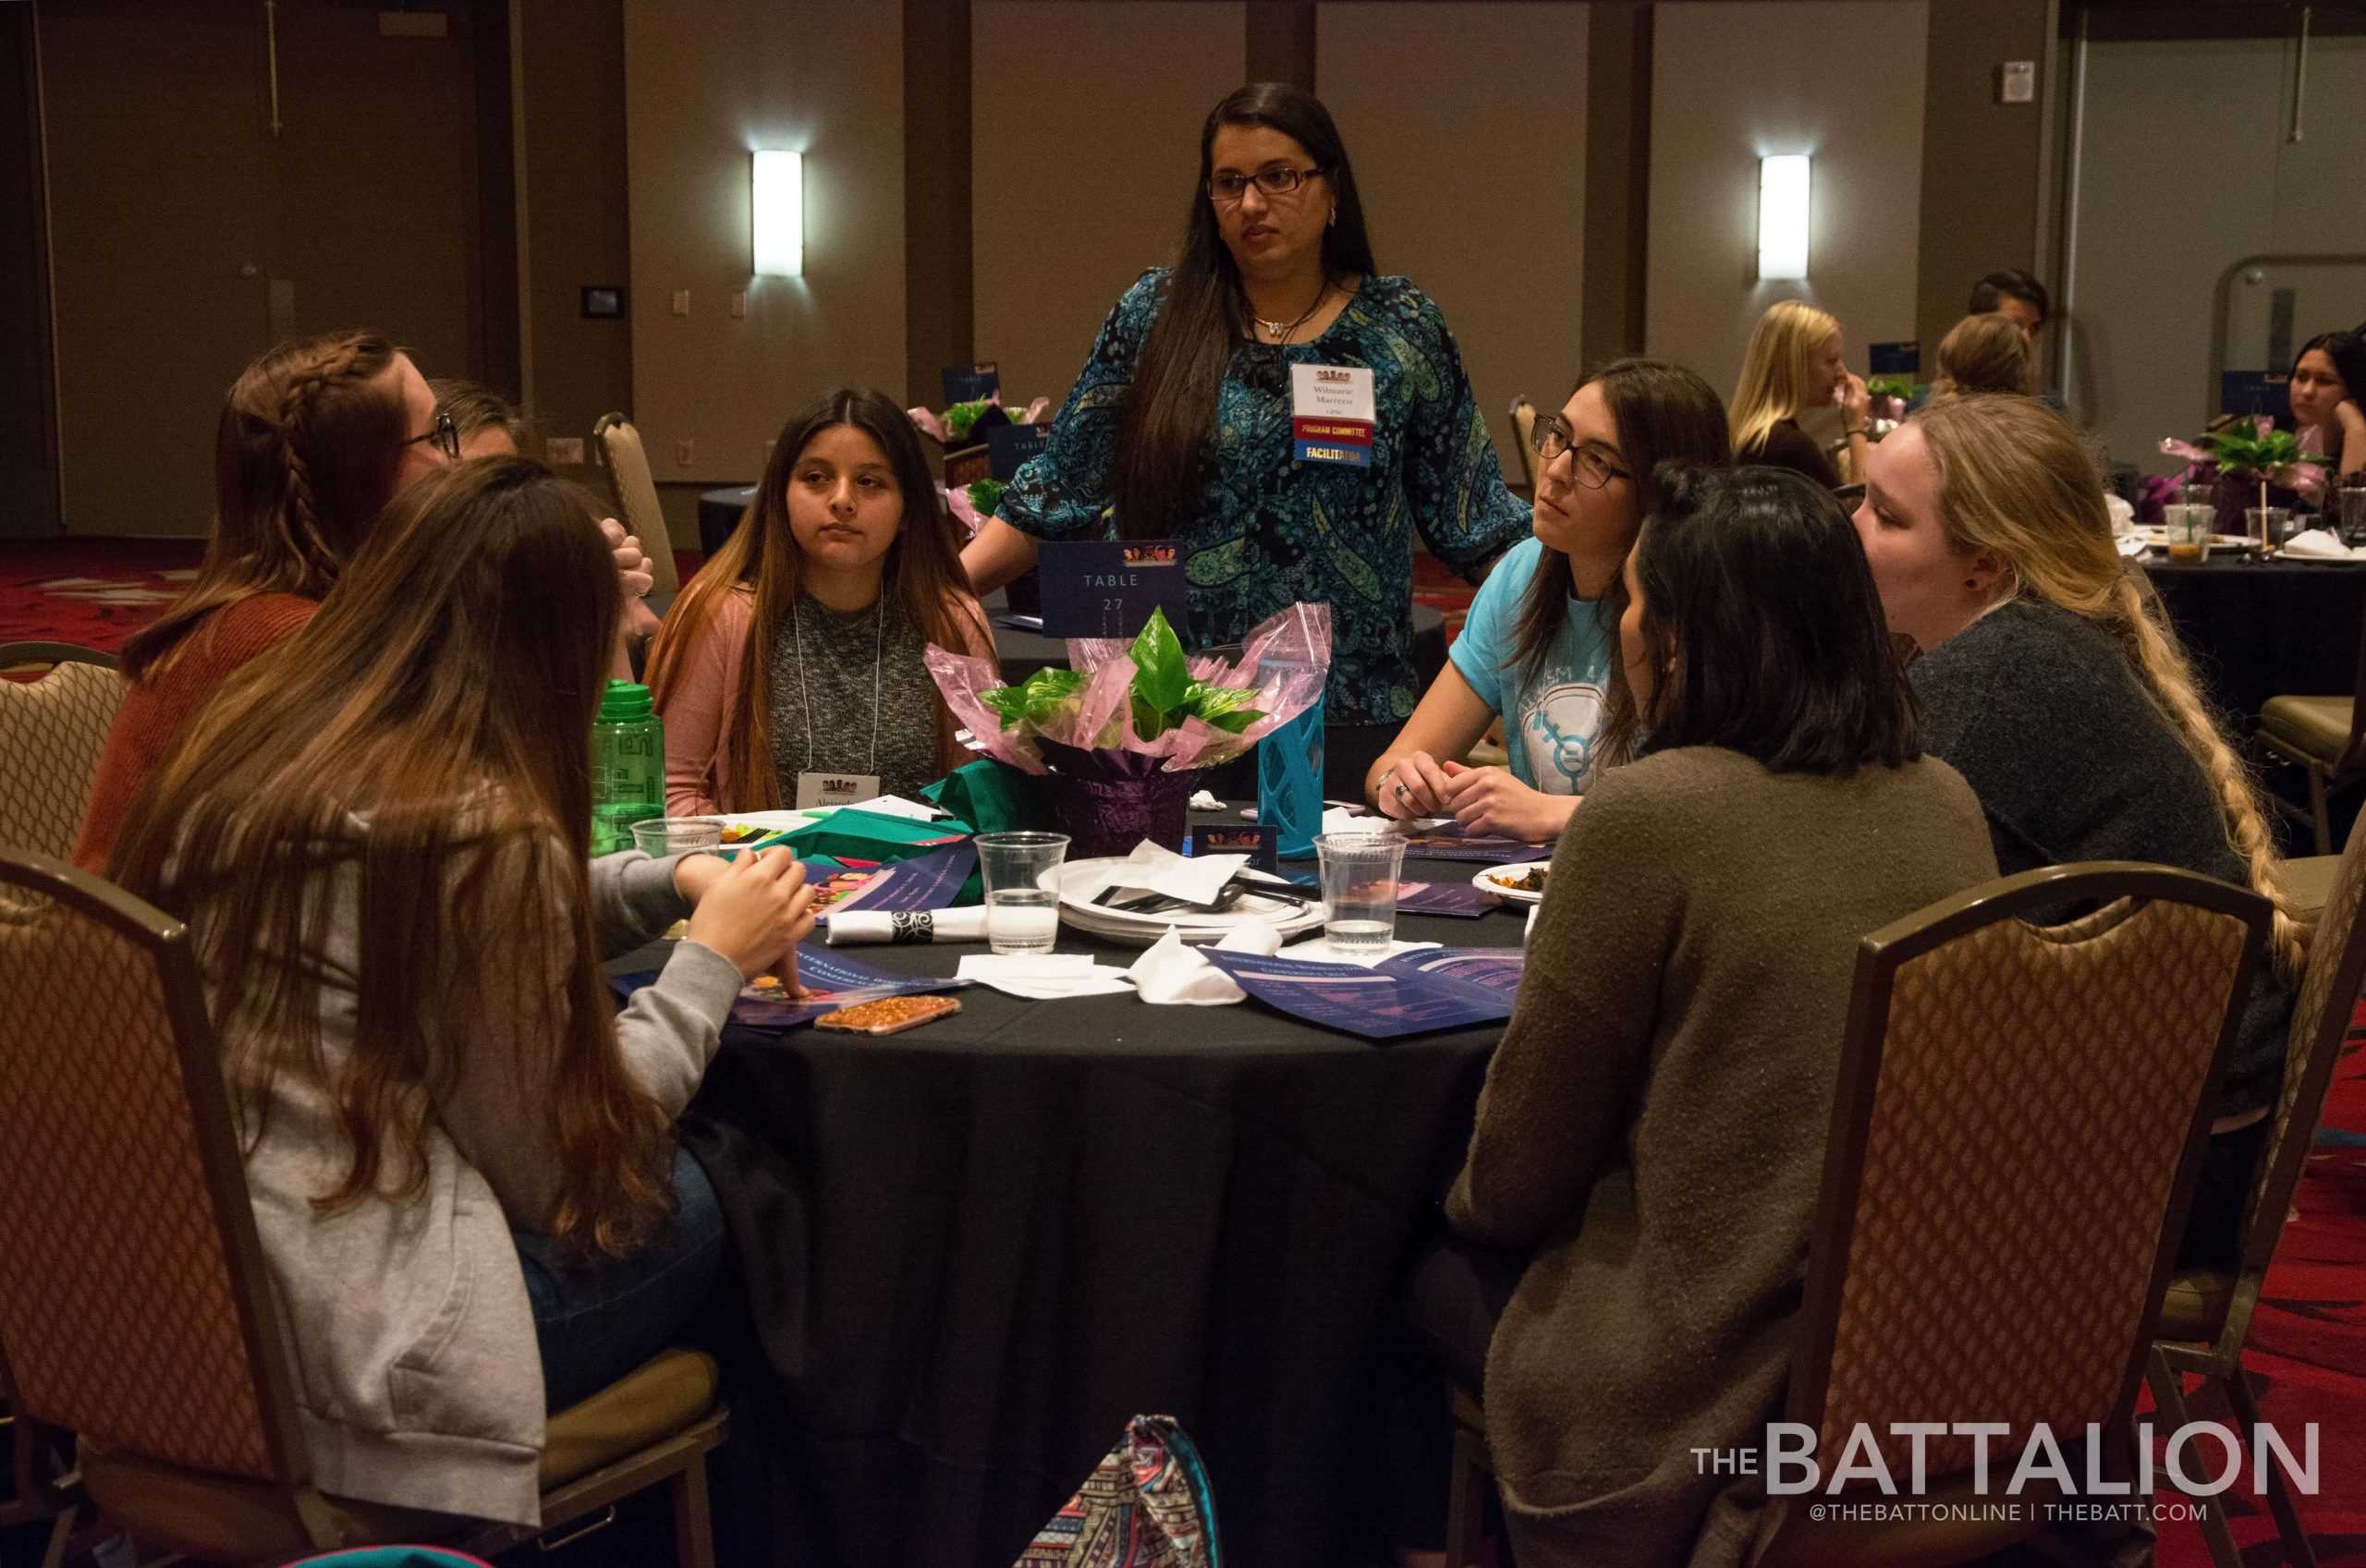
left=0, top=644, right=126, bottom=860
left=2146, top=805, right=2366, bottom=1568
left=1440, top=864, right=2269, bottom=1568
left=0, top=850, right=728, bottom=1564
left=592, top=413, right=682, bottom=594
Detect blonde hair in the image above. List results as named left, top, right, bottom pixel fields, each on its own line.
left=1931, top=313, right=2037, bottom=400
left=1730, top=299, right=1840, bottom=459
left=1913, top=395, right=2306, bottom=974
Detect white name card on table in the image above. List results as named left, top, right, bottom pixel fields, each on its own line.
left=955, top=953, right=1135, bottom=1001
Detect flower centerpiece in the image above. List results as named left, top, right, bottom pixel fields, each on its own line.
left=2161, top=417, right=2331, bottom=538
left=925, top=603, right=1332, bottom=857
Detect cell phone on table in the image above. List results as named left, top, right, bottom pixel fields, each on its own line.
left=814, top=995, right=961, bottom=1035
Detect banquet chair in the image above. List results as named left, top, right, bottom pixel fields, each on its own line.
left=2144, top=805, right=2366, bottom=1568
left=1443, top=863, right=2269, bottom=1568
left=592, top=413, right=683, bottom=595
left=1507, top=396, right=1539, bottom=492
left=2253, top=610, right=2366, bottom=855
left=0, top=1344, right=81, bottom=1568
left=0, top=849, right=727, bottom=1566
left=0, top=644, right=126, bottom=860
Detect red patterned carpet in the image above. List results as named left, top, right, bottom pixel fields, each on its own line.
left=7, top=539, right=2366, bottom=1562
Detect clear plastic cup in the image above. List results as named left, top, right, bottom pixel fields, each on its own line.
left=629, top=818, right=725, bottom=857
left=2248, top=506, right=2296, bottom=548
left=976, top=832, right=1069, bottom=954
left=1314, top=832, right=1409, bottom=953
left=2165, top=504, right=2209, bottom=563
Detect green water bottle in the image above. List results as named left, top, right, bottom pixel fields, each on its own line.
left=591, top=680, right=665, bottom=855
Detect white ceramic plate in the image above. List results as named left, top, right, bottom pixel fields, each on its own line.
left=1474, top=862, right=1551, bottom=906
left=1052, top=857, right=1323, bottom=946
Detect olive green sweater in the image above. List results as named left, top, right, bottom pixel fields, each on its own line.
left=1447, top=746, right=1997, bottom=1568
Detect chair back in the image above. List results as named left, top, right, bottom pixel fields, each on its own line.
left=1791, top=864, right=2269, bottom=1478
left=1507, top=396, right=1539, bottom=491
left=592, top=414, right=681, bottom=594
left=2243, top=807, right=2366, bottom=1270
left=0, top=849, right=308, bottom=1487
left=0, top=644, right=127, bottom=859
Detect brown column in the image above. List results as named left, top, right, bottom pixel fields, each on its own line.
left=1246, top=1, right=1316, bottom=91
left=1915, top=0, right=2053, bottom=373
left=1580, top=1, right=1653, bottom=364
left=904, top=0, right=973, bottom=405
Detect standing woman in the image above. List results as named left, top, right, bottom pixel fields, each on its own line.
left=1727, top=299, right=1872, bottom=489
left=2287, top=329, right=2366, bottom=478
left=959, top=83, right=1530, bottom=795
left=1364, top=359, right=1729, bottom=842
left=649, top=389, right=996, bottom=815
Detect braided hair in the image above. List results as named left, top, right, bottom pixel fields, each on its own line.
left=125, top=330, right=408, bottom=680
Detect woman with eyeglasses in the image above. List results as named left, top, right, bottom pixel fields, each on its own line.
left=1363, top=360, right=1729, bottom=842
left=958, top=82, right=1529, bottom=796
left=74, top=336, right=651, bottom=872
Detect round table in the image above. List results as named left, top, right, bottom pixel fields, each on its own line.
left=698, top=485, right=759, bottom=557
left=2139, top=553, right=2366, bottom=723
left=625, top=841, right=1521, bottom=1568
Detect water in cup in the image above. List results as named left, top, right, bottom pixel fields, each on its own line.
left=985, top=889, right=1059, bottom=954
left=1314, top=832, right=1407, bottom=953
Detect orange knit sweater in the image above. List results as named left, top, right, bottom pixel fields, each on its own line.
left=73, top=593, right=320, bottom=873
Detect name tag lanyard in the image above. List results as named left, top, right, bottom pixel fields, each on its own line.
left=791, top=597, right=885, bottom=778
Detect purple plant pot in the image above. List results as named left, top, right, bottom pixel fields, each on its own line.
left=1036, top=738, right=1200, bottom=857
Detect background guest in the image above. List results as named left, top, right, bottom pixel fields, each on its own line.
left=1967, top=267, right=2052, bottom=342
left=958, top=82, right=1529, bottom=795
left=1727, top=299, right=1871, bottom=488
left=1928, top=311, right=2038, bottom=401
left=112, top=456, right=816, bottom=1527
left=2288, top=329, right=2366, bottom=478
left=1365, top=359, right=1728, bottom=842
left=1855, top=393, right=2302, bottom=1265
left=650, top=388, right=994, bottom=815
left=1437, top=464, right=1995, bottom=1568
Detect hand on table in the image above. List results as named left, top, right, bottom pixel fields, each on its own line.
left=1377, top=749, right=1456, bottom=818
left=685, top=847, right=816, bottom=990
left=1439, top=760, right=1578, bottom=845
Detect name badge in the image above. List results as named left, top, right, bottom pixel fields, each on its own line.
left=796, top=772, right=883, bottom=810
left=942, top=362, right=999, bottom=404
left=1290, top=363, right=1376, bottom=468
left=1037, top=540, right=1191, bottom=640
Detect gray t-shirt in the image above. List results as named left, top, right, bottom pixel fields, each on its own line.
left=766, top=592, right=940, bottom=802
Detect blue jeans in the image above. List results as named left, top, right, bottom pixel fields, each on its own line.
left=512, top=1146, right=727, bottom=1412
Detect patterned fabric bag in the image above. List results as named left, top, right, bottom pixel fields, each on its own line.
left=1013, top=1415, right=1221, bottom=1568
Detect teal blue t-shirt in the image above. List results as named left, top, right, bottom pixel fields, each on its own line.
left=1447, top=536, right=1615, bottom=794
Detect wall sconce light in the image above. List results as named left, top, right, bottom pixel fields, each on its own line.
left=1758, top=153, right=1810, bottom=282
left=752, top=150, right=803, bottom=277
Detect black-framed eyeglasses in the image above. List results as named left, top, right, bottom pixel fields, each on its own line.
left=1531, top=415, right=1628, bottom=489
left=408, top=410, right=460, bottom=461
left=1206, top=164, right=1325, bottom=204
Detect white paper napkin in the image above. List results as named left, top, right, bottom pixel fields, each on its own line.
left=2116, top=533, right=2149, bottom=558
left=2281, top=529, right=2361, bottom=561
left=1188, top=789, right=1226, bottom=812
left=955, top=952, right=1135, bottom=1000
left=1128, top=918, right=1286, bottom=1004
left=1319, top=805, right=1450, bottom=837
left=824, top=906, right=989, bottom=945
left=2105, top=493, right=2135, bottom=535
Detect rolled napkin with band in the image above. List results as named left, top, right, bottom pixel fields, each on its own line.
left=825, top=906, right=991, bottom=945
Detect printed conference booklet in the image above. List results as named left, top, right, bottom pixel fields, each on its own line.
left=811, top=839, right=979, bottom=918
left=1200, top=945, right=1527, bottom=1040
left=1396, top=822, right=1540, bottom=864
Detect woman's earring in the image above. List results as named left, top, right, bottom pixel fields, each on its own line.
left=1328, top=207, right=1337, bottom=228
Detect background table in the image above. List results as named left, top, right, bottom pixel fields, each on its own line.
left=699, top=484, right=758, bottom=556
left=628, top=846, right=1523, bottom=1568
left=2140, top=553, right=2366, bottom=722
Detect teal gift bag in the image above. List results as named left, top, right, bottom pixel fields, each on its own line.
left=1256, top=684, right=1323, bottom=861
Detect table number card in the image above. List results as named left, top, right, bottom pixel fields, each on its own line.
left=1869, top=341, right=1921, bottom=377
left=1037, top=540, right=1192, bottom=641
left=986, top=421, right=1049, bottom=480
left=1191, top=822, right=1278, bottom=873
left=942, top=362, right=1000, bottom=404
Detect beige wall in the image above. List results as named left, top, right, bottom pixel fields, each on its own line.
left=1645, top=1, right=1928, bottom=410
left=970, top=2, right=1244, bottom=413
left=1322, top=3, right=1585, bottom=481
left=622, top=2, right=906, bottom=492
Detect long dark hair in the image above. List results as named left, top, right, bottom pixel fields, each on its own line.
left=1630, top=463, right=1921, bottom=775
left=1107, top=83, right=1378, bottom=540
left=2292, top=330, right=2366, bottom=415
left=126, top=330, right=408, bottom=680
left=1513, top=359, right=1729, bottom=772
left=114, top=457, right=673, bottom=1259
left=647, top=389, right=988, bottom=808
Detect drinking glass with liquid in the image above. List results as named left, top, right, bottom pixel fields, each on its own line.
left=1314, top=832, right=1408, bottom=953
left=976, top=832, right=1069, bottom=954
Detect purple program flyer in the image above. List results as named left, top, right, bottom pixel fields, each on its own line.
left=1200, top=947, right=1516, bottom=1040
left=823, top=839, right=979, bottom=918
left=1380, top=947, right=1527, bottom=994
left=1391, top=880, right=1494, bottom=919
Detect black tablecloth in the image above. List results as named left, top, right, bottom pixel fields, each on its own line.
left=2140, top=554, right=2366, bottom=722
left=622, top=844, right=1522, bottom=1567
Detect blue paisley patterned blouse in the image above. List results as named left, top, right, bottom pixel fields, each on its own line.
left=996, top=269, right=1530, bottom=725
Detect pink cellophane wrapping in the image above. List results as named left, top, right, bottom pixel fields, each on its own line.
left=923, top=602, right=1333, bottom=776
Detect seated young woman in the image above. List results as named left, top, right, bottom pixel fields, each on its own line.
left=1728, top=298, right=1872, bottom=489
left=650, top=389, right=996, bottom=815
left=1442, top=465, right=1996, bottom=1568
left=111, top=456, right=816, bottom=1528
left=1855, top=393, right=2304, bottom=1266
left=2287, top=328, right=2366, bottom=478
left=1362, top=359, right=1728, bottom=842
left=74, top=335, right=648, bottom=871
left=1926, top=311, right=2038, bottom=401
